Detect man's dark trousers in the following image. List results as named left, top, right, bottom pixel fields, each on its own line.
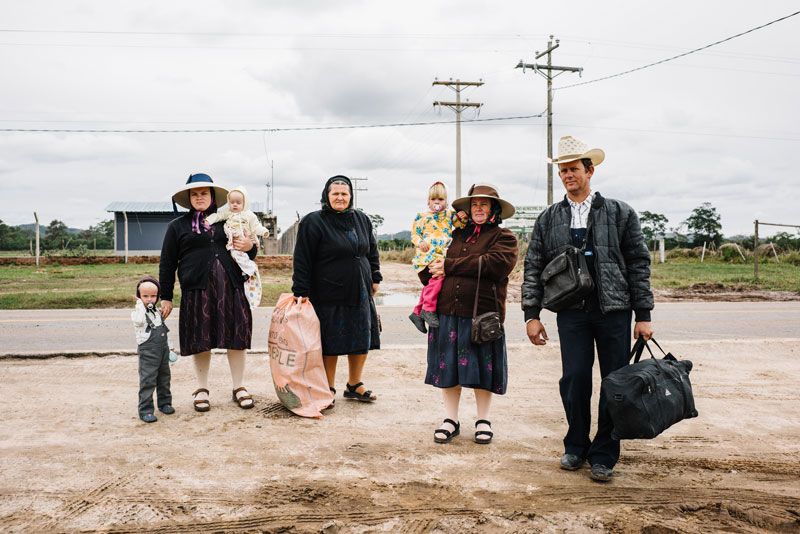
left=137, top=320, right=172, bottom=416
left=556, top=308, right=631, bottom=468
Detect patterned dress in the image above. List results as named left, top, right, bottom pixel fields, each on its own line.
left=410, top=209, right=462, bottom=272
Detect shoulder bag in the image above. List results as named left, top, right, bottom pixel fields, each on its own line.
left=541, top=215, right=594, bottom=312
left=470, top=256, right=504, bottom=345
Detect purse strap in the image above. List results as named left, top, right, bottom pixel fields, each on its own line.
left=473, top=256, right=500, bottom=319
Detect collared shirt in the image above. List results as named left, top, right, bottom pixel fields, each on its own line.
left=568, top=191, right=595, bottom=229
left=131, top=299, right=164, bottom=345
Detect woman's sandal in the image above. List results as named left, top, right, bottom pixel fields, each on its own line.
left=474, top=419, right=493, bottom=444
left=434, top=418, right=460, bottom=444
left=343, top=382, right=377, bottom=403
left=192, top=388, right=210, bottom=412
left=232, top=387, right=254, bottom=409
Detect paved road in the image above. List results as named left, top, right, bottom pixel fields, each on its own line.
left=2, top=301, right=798, bottom=356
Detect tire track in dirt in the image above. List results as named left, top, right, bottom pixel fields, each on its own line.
left=41, top=474, right=135, bottom=530
left=624, top=454, right=800, bottom=477
left=102, top=506, right=479, bottom=533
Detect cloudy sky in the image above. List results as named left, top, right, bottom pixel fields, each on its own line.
left=1, top=1, right=798, bottom=237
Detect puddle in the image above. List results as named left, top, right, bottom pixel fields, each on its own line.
left=374, top=293, right=419, bottom=306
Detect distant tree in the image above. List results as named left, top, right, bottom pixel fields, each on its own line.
left=684, top=203, right=722, bottom=247
left=0, top=219, right=33, bottom=250
left=43, top=219, right=70, bottom=250
left=367, top=213, right=384, bottom=236
left=769, top=231, right=800, bottom=250
left=639, top=211, right=669, bottom=249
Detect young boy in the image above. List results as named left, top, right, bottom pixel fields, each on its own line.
left=207, top=185, right=270, bottom=307
left=132, top=276, right=174, bottom=423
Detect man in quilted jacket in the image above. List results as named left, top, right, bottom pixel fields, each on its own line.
left=522, top=135, right=654, bottom=482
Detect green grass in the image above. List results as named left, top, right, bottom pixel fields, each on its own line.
left=651, top=258, right=800, bottom=292
left=0, top=263, right=292, bottom=309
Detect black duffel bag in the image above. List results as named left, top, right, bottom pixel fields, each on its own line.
left=602, top=337, right=698, bottom=440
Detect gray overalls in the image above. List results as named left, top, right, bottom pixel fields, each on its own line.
left=137, top=310, right=172, bottom=416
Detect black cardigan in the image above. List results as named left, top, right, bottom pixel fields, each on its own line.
left=291, top=209, right=382, bottom=306
left=159, top=214, right=257, bottom=301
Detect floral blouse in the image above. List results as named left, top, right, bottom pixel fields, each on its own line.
left=410, top=209, right=464, bottom=272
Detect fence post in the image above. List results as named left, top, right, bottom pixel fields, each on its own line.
left=753, top=220, right=759, bottom=280
left=658, top=238, right=665, bottom=263
left=34, top=212, right=40, bottom=267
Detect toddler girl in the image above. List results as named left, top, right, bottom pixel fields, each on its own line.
left=408, top=181, right=466, bottom=333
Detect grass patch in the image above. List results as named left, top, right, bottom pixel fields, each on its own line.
left=651, top=258, right=800, bottom=292
left=0, top=263, right=294, bottom=309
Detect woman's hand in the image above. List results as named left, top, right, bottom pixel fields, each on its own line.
left=232, top=229, right=255, bottom=252
left=417, top=240, right=430, bottom=252
left=428, top=258, right=445, bottom=278
left=372, top=283, right=380, bottom=296
left=160, top=300, right=173, bottom=319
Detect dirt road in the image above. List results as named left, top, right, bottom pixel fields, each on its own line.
left=1, top=336, right=799, bottom=532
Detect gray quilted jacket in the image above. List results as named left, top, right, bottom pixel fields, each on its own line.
left=521, top=192, right=653, bottom=321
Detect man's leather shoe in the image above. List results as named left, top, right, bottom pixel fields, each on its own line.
left=140, top=413, right=157, bottom=423
left=559, top=454, right=585, bottom=471
left=590, top=464, right=613, bottom=482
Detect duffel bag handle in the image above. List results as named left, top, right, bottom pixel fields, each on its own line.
left=631, top=336, right=658, bottom=364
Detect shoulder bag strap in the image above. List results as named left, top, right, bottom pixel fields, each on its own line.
left=473, top=256, right=482, bottom=319
left=580, top=207, right=595, bottom=252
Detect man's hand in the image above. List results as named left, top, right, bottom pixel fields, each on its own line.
left=417, top=240, right=430, bottom=252
left=372, top=283, right=380, bottom=296
left=161, top=300, right=173, bottom=319
left=634, top=321, right=653, bottom=341
left=526, top=319, right=549, bottom=346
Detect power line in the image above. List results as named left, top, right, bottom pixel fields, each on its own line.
left=0, top=113, right=544, bottom=134
left=555, top=10, right=800, bottom=90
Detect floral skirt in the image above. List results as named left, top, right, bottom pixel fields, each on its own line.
left=178, top=259, right=252, bottom=356
left=425, top=314, right=508, bottom=394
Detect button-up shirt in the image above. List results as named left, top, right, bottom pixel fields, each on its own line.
left=568, top=191, right=595, bottom=229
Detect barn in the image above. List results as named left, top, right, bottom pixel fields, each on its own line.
left=105, top=201, right=273, bottom=256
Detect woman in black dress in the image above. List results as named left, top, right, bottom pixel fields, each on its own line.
left=159, top=173, right=259, bottom=412
left=292, top=175, right=382, bottom=403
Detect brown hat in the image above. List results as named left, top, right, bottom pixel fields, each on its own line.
left=452, top=183, right=515, bottom=220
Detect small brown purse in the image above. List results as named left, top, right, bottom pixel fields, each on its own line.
left=470, top=256, right=504, bottom=345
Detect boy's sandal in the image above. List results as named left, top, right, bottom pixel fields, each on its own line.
left=434, top=418, right=460, bottom=444
left=343, top=382, right=376, bottom=402
left=232, top=387, right=254, bottom=409
left=192, top=388, right=210, bottom=412
left=474, top=419, right=493, bottom=444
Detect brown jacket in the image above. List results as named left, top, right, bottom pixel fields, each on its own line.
left=424, top=225, right=518, bottom=322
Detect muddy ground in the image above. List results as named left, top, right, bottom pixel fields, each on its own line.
left=1, top=336, right=799, bottom=533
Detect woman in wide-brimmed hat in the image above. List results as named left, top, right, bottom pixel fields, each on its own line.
left=159, top=173, right=259, bottom=412
left=424, top=183, right=518, bottom=445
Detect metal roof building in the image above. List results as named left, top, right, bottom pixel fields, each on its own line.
left=105, top=201, right=270, bottom=256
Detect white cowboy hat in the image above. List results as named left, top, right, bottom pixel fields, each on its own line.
left=172, top=173, right=229, bottom=210
left=452, top=183, right=516, bottom=220
left=548, top=135, right=605, bottom=166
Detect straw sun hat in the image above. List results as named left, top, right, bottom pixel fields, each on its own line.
left=171, top=173, right=229, bottom=210
left=548, top=135, right=605, bottom=166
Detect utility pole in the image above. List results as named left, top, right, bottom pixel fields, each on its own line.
left=433, top=78, right=483, bottom=198
left=516, top=36, right=582, bottom=205
left=351, top=177, right=368, bottom=209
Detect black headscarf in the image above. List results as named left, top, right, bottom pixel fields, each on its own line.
left=463, top=199, right=503, bottom=243
left=320, top=175, right=356, bottom=231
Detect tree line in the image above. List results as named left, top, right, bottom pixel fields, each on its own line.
left=0, top=219, right=114, bottom=251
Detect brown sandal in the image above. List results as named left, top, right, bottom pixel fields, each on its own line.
left=192, top=388, right=210, bottom=412
left=232, top=387, right=254, bottom=409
